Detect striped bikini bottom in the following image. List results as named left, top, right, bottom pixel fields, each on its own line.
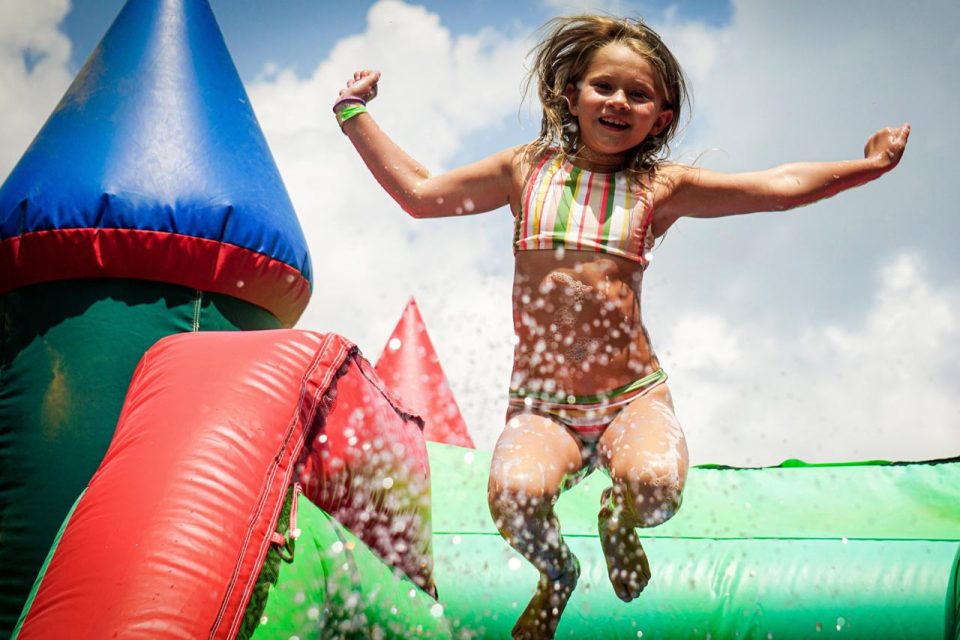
left=507, top=368, right=667, bottom=440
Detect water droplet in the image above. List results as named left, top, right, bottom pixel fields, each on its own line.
left=463, top=198, right=475, bottom=212
left=452, top=535, right=462, bottom=545
left=464, top=452, right=475, bottom=464
left=307, top=606, right=320, bottom=620
left=836, top=617, right=846, bottom=631
left=841, top=536, right=848, bottom=544
left=260, top=615, right=268, bottom=625
left=508, top=557, right=522, bottom=570
left=382, top=476, right=394, bottom=489
left=430, top=603, right=444, bottom=617
left=331, top=541, right=344, bottom=554
left=637, top=632, right=644, bottom=638
left=409, top=588, right=417, bottom=598
left=236, top=280, right=245, bottom=288
left=388, top=337, right=402, bottom=351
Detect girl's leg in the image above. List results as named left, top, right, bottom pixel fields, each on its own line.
left=596, top=383, right=689, bottom=601
left=488, top=413, right=588, bottom=639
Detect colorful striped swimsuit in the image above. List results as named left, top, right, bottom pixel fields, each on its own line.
left=514, top=151, right=655, bottom=265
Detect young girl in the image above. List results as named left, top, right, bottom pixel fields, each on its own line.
left=334, top=14, right=909, bottom=639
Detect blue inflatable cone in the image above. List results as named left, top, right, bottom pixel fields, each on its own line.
left=0, top=0, right=312, bottom=324
left=0, top=1, right=311, bottom=632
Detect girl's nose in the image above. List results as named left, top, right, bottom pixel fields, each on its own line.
left=606, top=90, right=629, bottom=109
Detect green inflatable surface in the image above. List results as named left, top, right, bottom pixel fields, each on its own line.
left=429, top=444, right=960, bottom=639
left=251, top=492, right=451, bottom=639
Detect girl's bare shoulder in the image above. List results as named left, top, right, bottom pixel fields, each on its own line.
left=507, top=143, right=552, bottom=178
left=647, top=163, right=690, bottom=235
left=504, top=144, right=552, bottom=206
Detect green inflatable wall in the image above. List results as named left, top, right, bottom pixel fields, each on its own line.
left=0, top=279, right=281, bottom=633
left=428, top=444, right=960, bottom=639
left=250, top=492, right=451, bottom=639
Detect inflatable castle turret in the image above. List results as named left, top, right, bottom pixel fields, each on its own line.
left=0, top=0, right=310, bottom=629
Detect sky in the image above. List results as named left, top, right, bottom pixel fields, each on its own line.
left=2, top=0, right=958, bottom=464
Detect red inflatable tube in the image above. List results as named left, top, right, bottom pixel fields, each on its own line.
left=15, top=330, right=432, bottom=639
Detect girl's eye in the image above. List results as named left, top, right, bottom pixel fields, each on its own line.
left=631, top=91, right=649, bottom=101
left=594, top=82, right=612, bottom=92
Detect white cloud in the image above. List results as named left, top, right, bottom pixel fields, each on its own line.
left=661, top=253, right=960, bottom=465
left=249, top=0, right=959, bottom=459
left=637, top=1, right=960, bottom=464
left=651, top=15, right=721, bottom=89
left=4, top=0, right=954, bottom=462
left=0, top=0, right=72, bottom=179
left=247, top=0, right=528, bottom=448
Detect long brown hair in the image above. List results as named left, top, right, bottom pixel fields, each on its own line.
left=524, top=14, right=689, bottom=180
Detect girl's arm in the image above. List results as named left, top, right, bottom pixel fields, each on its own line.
left=336, top=70, right=519, bottom=219
left=654, top=124, right=910, bottom=229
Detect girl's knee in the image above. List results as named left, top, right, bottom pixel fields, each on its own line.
left=488, top=465, right=561, bottom=519
left=609, top=453, right=686, bottom=495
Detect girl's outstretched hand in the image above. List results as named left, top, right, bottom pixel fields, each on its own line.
left=864, top=123, right=910, bottom=172
left=339, top=69, right=380, bottom=103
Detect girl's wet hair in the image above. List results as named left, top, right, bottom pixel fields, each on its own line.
left=524, top=14, right=689, bottom=178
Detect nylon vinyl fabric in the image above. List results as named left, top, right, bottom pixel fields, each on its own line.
left=0, top=0, right=311, bottom=325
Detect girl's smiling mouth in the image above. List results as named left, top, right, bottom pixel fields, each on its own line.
left=599, top=117, right=630, bottom=130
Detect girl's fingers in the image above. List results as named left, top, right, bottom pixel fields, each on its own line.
left=897, top=123, right=911, bottom=144
left=338, top=70, right=381, bottom=102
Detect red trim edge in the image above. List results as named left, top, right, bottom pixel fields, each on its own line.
left=0, top=228, right=310, bottom=327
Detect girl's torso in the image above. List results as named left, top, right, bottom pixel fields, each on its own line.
left=508, top=150, right=661, bottom=397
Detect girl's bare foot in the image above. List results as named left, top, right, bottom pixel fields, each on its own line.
left=599, top=489, right=651, bottom=601
left=512, top=556, right=580, bottom=640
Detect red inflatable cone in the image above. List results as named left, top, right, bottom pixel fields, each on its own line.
left=375, top=298, right=475, bottom=448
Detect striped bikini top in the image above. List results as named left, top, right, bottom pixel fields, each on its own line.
left=514, top=151, right=655, bottom=266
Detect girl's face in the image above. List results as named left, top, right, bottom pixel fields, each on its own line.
left=564, top=42, right=673, bottom=163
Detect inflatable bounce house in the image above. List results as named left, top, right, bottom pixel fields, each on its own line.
left=1, top=1, right=957, bottom=638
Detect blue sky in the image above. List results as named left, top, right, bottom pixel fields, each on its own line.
left=3, top=0, right=958, bottom=462
left=62, top=1, right=735, bottom=79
